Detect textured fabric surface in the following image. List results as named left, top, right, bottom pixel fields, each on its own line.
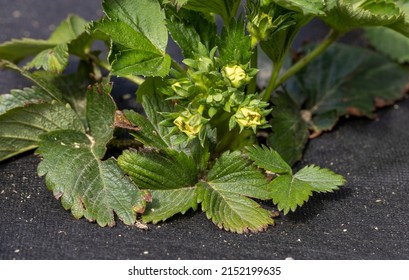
left=0, top=0, right=408, bottom=260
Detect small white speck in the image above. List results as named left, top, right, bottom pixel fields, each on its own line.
left=374, top=226, right=379, bottom=231
left=12, top=10, right=21, bottom=18
left=122, top=93, right=132, bottom=100
left=143, top=251, right=149, bottom=255
left=375, top=199, right=382, bottom=203
left=393, top=104, right=399, bottom=110
left=31, top=20, right=39, bottom=28
left=297, top=238, right=301, bottom=242
left=150, top=208, right=155, bottom=212
left=14, top=249, right=20, bottom=253
left=343, top=229, right=348, bottom=232
left=285, top=257, right=294, bottom=260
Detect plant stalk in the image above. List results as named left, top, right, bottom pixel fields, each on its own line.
left=171, top=59, right=185, bottom=74
left=247, top=46, right=258, bottom=95
left=274, top=29, right=341, bottom=89
left=262, top=59, right=283, bottom=102
left=261, top=29, right=340, bottom=102
left=91, top=54, right=145, bottom=85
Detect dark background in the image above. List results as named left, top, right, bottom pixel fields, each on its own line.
left=0, top=0, right=408, bottom=260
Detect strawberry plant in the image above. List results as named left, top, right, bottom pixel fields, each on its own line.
left=1, top=0, right=408, bottom=233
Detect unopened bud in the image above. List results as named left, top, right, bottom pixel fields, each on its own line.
left=222, top=65, right=249, bottom=88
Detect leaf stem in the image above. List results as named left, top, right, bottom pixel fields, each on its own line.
left=275, top=29, right=341, bottom=89
left=90, top=54, right=145, bottom=85
left=262, top=59, right=283, bottom=102
left=247, top=46, right=258, bottom=96
left=261, top=29, right=341, bottom=102
left=171, top=59, right=185, bottom=73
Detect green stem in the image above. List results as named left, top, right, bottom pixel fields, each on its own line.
left=123, top=75, right=145, bottom=85
left=262, top=59, right=283, bottom=102
left=247, top=46, right=258, bottom=96
left=90, top=54, right=145, bottom=85
left=275, top=29, right=341, bottom=89
left=261, top=29, right=341, bottom=102
left=171, top=59, right=185, bottom=74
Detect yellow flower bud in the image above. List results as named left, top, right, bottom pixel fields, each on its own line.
left=222, top=65, right=248, bottom=88
left=235, top=107, right=262, bottom=127
left=173, top=113, right=203, bottom=139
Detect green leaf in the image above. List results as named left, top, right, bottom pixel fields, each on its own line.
left=117, top=149, right=199, bottom=222
left=257, top=4, right=312, bottom=66
left=294, top=165, right=346, bottom=193
left=269, top=164, right=345, bottom=214
left=0, top=39, right=56, bottom=63
left=103, top=0, right=168, bottom=52
left=99, top=0, right=171, bottom=76
left=35, top=83, right=146, bottom=227
left=37, top=131, right=146, bottom=227
left=85, top=83, right=116, bottom=158
left=272, top=0, right=325, bottom=16
left=269, top=174, right=312, bottom=215
left=273, top=0, right=409, bottom=37
left=132, top=78, right=182, bottom=150
left=0, top=86, right=53, bottom=115
left=267, top=91, right=309, bottom=166
left=122, top=110, right=169, bottom=150
left=0, top=103, right=84, bottom=161
left=24, top=44, right=69, bottom=73
left=141, top=188, right=198, bottom=224
left=0, top=60, right=63, bottom=103
left=0, top=15, right=90, bottom=72
left=49, top=14, right=89, bottom=43
left=288, top=44, right=409, bottom=127
left=322, top=0, right=404, bottom=33
left=183, top=0, right=242, bottom=24
left=218, top=19, right=252, bottom=65
left=197, top=151, right=273, bottom=233
left=388, top=0, right=409, bottom=37
left=0, top=61, right=93, bottom=123
left=246, top=145, right=292, bottom=175
left=163, top=0, right=190, bottom=7
left=365, top=27, right=409, bottom=63
left=118, top=149, right=198, bottom=190
left=165, top=9, right=204, bottom=59
left=92, top=19, right=171, bottom=77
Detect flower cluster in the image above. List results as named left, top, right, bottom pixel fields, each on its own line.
left=161, top=46, right=269, bottom=143
left=246, top=0, right=296, bottom=46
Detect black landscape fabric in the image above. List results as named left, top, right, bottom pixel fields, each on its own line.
left=0, top=0, right=408, bottom=260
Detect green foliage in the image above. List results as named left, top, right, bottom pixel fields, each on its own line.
left=36, top=84, right=147, bottom=227
left=365, top=27, right=409, bottom=63
left=0, top=14, right=89, bottom=73
left=117, top=148, right=199, bottom=223
left=247, top=145, right=345, bottom=214
left=246, top=145, right=292, bottom=175
left=2, top=0, right=409, bottom=232
left=94, top=0, right=171, bottom=77
left=267, top=91, right=309, bottom=165
left=0, top=103, right=84, bottom=161
left=197, top=151, right=273, bottom=233
left=288, top=44, right=409, bottom=126
left=269, top=165, right=345, bottom=214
